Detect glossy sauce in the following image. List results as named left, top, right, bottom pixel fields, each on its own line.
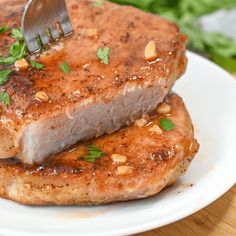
left=0, top=0, right=186, bottom=125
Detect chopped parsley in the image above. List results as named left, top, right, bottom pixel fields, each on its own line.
left=0, top=28, right=27, bottom=104
left=0, top=55, right=16, bottom=65
left=92, top=0, right=104, bottom=7
left=160, top=118, right=175, bottom=131
left=0, top=24, right=9, bottom=34
left=30, top=60, right=44, bottom=70
left=83, top=144, right=104, bottom=163
left=60, top=61, right=70, bottom=74
left=97, top=47, right=110, bottom=65
left=0, top=92, right=10, bottom=106
left=11, top=28, right=24, bottom=40
left=0, top=70, right=13, bottom=86
left=9, top=41, right=27, bottom=58
left=0, top=28, right=27, bottom=65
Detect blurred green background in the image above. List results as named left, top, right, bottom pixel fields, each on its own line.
left=111, top=0, right=236, bottom=72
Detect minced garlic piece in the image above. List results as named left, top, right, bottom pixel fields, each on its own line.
left=35, top=91, right=49, bottom=102
left=157, top=103, right=171, bottom=114
left=145, top=41, right=157, bottom=61
left=117, top=166, right=133, bottom=175
left=111, top=154, right=127, bottom=163
left=14, top=58, right=29, bottom=71
left=87, top=28, right=98, bottom=37
left=149, top=125, right=163, bottom=135
left=134, top=117, right=148, bottom=127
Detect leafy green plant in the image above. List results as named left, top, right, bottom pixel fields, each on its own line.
left=111, top=0, right=236, bottom=72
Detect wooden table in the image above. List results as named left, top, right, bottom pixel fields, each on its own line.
left=137, top=74, right=236, bottom=236
left=136, top=185, right=235, bottom=236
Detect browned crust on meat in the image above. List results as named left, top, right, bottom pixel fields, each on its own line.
left=0, top=94, right=199, bottom=205
left=0, top=0, right=187, bottom=119
left=0, top=0, right=187, bottom=161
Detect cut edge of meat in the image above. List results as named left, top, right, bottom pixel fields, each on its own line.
left=0, top=0, right=188, bottom=165
left=20, top=75, right=176, bottom=164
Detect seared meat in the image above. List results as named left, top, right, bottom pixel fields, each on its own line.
left=0, top=0, right=187, bottom=164
left=0, top=94, right=199, bottom=205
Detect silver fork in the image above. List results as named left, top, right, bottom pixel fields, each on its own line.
left=22, top=0, right=73, bottom=53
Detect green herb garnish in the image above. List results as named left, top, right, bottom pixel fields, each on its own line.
left=160, top=118, right=175, bottom=131
left=30, top=60, right=44, bottom=70
left=0, top=28, right=27, bottom=65
left=9, top=41, right=27, bottom=59
left=0, top=92, right=10, bottom=106
left=60, top=61, right=70, bottom=74
left=0, top=70, right=13, bottom=86
left=83, top=144, right=104, bottom=163
left=0, top=24, right=9, bottom=34
left=0, top=27, right=27, bottom=104
left=11, top=28, right=24, bottom=40
left=97, top=47, right=110, bottom=65
left=0, top=55, right=15, bottom=65
left=92, top=0, right=104, bottom=7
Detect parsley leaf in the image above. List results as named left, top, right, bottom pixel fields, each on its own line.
left=0, top=28, right=27, bottom=65
left=0, top=70, right=13, bottom=86
left=0, top=27, right=27, bottom=105
left=11, top=28, right=24, bottom=40
left=97, top=47, right=110, bottom=64
left=92, top=0, right=104, bottom=7
left=0, top=56, right=16, bottom=65
left=60, top=61, right=70, bottom=74
left=30, top=60, right=44, bottom=70
left=160, top=118, right=175, bottom=131
left=9, top=41, right=27, bottom=59
left=0, top=92, right=10, bottom=106
left=83, top=144, right=104, bottom=163
left=0, top=24, right=9, bottom=34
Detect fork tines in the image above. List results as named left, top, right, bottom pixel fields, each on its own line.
left=22, top=0, right=73, bottom=53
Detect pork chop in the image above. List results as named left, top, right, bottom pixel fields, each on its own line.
left=0, top=0, right=187, bottom=164
left=0, top=93, right=199, bottom=205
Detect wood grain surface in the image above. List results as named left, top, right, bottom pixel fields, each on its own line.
left=136, top=74, right=236, bottom=236
left=136, top=185, right=235, bottom=236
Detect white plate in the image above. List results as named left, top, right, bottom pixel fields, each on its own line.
left=0, top=51, right=235, bottom=236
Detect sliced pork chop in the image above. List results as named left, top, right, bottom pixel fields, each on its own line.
left=0, top=0, right=187, bottom=164
left=0, top=94, right=199, bottom=205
